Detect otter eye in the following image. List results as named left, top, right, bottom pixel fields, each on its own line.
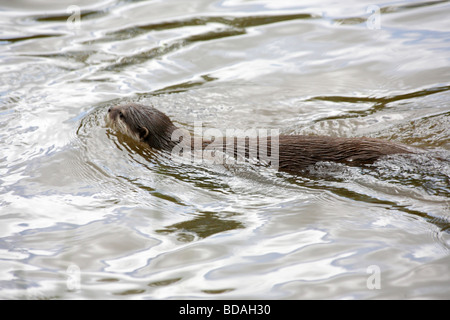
left=119, top=111, right=125, bottom=119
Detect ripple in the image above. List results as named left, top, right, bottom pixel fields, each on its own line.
left=1, top=0, right=450, bottom=300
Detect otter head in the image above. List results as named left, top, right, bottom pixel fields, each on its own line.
left=106, top=103, right=178, bottom=150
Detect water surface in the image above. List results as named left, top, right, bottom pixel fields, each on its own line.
left=0, top=0, right=449, bottom=299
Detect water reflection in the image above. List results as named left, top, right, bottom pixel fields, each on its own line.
left=310, top=85, right=450, bottom=121
left=1, top=0, right=450, bottom=299
left=157, top=211, right=245, bottom=242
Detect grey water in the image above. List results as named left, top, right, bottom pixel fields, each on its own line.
left=0, top=0, right=449, bottom=299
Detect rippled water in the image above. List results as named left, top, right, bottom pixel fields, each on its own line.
left=1, top=0, right=449, bottom=299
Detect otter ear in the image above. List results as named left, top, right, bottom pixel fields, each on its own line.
left=139, top=127, right=149, bottom=140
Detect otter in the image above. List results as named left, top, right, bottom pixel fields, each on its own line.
left=106, top=103, right=413, bottom=173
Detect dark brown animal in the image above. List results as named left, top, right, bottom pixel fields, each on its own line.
left=106, top=103, right=413, bottom=173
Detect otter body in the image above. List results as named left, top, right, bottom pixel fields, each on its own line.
left=106, top=103, right=412, bottom=173
left=276, top=135, right=410, bottom=173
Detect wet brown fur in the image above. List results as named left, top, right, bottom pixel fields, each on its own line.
left=106, top=103, right=413, bottom=173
